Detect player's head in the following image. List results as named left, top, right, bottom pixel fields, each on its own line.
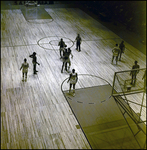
left=68, top=48, right=71, bottom=52
left=72, top=69, right=75, bottom=73
left=135, top=60, right=138, bottom=64
left=33, top=52, right=36, bottom=55
left=61, top=38, right=63, bottom=41
left=116, top=44, right=118, bottom=46
left=24, top=58, right=27, bottom=62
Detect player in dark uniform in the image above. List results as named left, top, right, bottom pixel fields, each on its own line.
left=66, top=48, right=73, bottom=71
left=29, top=52, right=40, bottom=74
left=20, top=58, right=29, bottom=82
left=130, top=60, right=140, bottom=86
left=67, top=69, right=78, bottom=96
left=75, top=34, right=82, bottom=52
left=119, top=40, right=125, bottom=61
left=61, top=49, right=69, bottom=73
left=58, top=38, right=67, bottom=58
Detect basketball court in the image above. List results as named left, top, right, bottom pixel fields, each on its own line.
left=62, top=72, right=146, bottom=149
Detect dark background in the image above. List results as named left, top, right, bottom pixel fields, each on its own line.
left=3, top=1, right=146, bottom=44
left=75, top=1, right=146, bottom=43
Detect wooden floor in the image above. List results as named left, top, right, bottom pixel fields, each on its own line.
left=1, top=2, right=146, bottom=149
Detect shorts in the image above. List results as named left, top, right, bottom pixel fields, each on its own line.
left=70, top=79, right=77, bottom=84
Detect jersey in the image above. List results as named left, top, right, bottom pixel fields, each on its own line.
left=70, top=72, right=77, bottom=84
left=58, top=41, right=65, bottom=48
left=63, top=50, right=69, bottom=60
left=29, top=54, right=37, bottom=64
left=21, top=62, right=29, bottom=73
left=131, top=64, right=140, bottom=75
left=119, top=43, right=125, bottom=52
left=112, top=47, right=120, bottom=56
left=76, top=36, right=81, bottom=43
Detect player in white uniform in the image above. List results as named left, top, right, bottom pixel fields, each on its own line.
left=67, top=69, right=78, bottom=96
left=20, top=58, right=29, bottom=82
left=111, top=44, right=121, bottom=65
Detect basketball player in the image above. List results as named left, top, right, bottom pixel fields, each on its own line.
left=130, top=60, right=140, bottom=86
left=61, top=49, right=69, bottom=73
left=66, top=48, right=73, bottom=71
left=119, top=40, right=125, bottom=61
left=75, top=34, right=82, bottom=52
left=29, top=52, right=40, bottom=74
left=20, top=58, right=29, bottom=82
left=67, top=69, right=78, bottom=96
left=111, top=44, right=121, bottom=65
left=58, top=38, right=67, bottom=58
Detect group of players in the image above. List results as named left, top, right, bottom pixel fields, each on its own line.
left=58, top=34, right=82, bottom=96
left=20, top=34, right=145, bottom=96
left=19, top=34, right=82, bottom=96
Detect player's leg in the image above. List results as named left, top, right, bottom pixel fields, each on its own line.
left=65, top=62, right=68, bottom=71
left=77, top=42, right=80, bottom=51
left=76, top=42, right=78, bottom=50
left=134, top=75, right=137, bottom=85
left=68, top=60, right=71, bottom=71
left=59, top=49, right=62, bottom=58
left=73, top=84, right=76, bottom=96
left=69, top=83, right=72, bottom=93
left=119, top=51, right=122, bottom=60
left=116, top=56, right=118, bottom=64
left=61, top=61, right=65, bottom=73
left=22, top=72, right=24, bottom=81
left=131, top=74, right=134, bottom=85
left=33, top=64, right=36, bottom=74
left=25, top=72, right=27, bottom=81
left=79, top=43, right=81, bottom=51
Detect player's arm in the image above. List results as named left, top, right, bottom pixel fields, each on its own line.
left=67, top=74, right=72, bottom=83
left=36, top=61, right=40, bottom=65
left=29, top=54, right=33, bottom=58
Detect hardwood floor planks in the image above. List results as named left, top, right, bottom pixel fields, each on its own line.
left=1, top=6, right=146, bottom=149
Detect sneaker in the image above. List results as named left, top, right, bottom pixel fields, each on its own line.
left=73, top=93, right=75, bottom=97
